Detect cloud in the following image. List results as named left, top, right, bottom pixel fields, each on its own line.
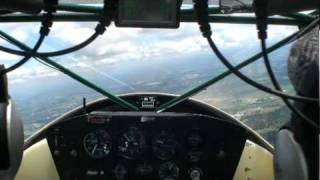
left=0, top=23, right=41, bottom=62
left=9, top=78, right=26, bottom=85
left=0, top=23, right=39, bottom=45
left=0, top=51, right=21, bottom=62
left=50, top=22, right=94, bottom=44
left=1, top=21, right=297, bottom=85
left=7, top=62, right=60, bottom=85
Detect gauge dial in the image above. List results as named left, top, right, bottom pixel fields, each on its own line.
left=159, top=162, right=179, bottom=180
left=187, top=130, right=203, bottom=148
left=83, top=129, right=112, bottom=159
left=152, top=130, right=177, bottom=160
left=118, top=127, right=145, bottom=159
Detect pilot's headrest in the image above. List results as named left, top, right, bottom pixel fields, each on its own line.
left=0, top=65, right=24, bottom=180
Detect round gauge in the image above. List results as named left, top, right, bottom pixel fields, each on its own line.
left=152, top=130, right=177, bottom=160
left=187, top=130, right=203, bottom=148
left=83, top=129, right=112, bottom=159
left=118, top=127, right=145, bottom=159
left=159, top=162, right=179, bottom=180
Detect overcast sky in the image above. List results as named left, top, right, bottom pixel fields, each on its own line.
left=0, top=22, right=297, bottom=85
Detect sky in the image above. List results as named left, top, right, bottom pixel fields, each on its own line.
left=0, top=17, right=302, bottom=138
left=0, top=21, right=297, bottom=88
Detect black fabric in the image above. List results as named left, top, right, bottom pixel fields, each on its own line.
left=0, top=64, right=9, bottom=169
left=285, top=83, right=319, bottom=180
left=282, top=26, right=319, bottom=180
left=0, top=65, right=8, bottom=103
left=0, top=104, right=9, bottom=170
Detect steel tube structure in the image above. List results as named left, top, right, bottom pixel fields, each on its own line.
left=0, top=3, right=317, bottom=111
left=0, top=3, right=315, bottom=25
left=0, top=26, right=306, bottom=112
left=0, top=30, right=140, bottom=111
left=0, top=14, right=305, bottom=25
left=155, top=19, right=317, bottom=112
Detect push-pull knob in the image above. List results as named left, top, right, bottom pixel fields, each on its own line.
left=190, top=168, right=202, bottom=180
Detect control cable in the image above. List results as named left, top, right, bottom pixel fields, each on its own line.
left=0, top=0, right=57, bottom=75
left=193, top=0, right=319, bottom=130
left=0, top=0, right=112, bottom=58
left=254, top=0, right=319, bottom=130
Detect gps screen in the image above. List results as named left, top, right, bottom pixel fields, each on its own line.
left=116, top=0, right=179, bottom=28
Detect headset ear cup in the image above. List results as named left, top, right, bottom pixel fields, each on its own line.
left=274, top=129, right=309, bottom=180
left=0, top=64, right=10, bottom=170
left=0, top=65, right=8, bottom=103
left=0, top=65, right=24, bottom=180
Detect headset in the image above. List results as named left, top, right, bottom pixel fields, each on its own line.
left=0, top=65, right=24, bottom=180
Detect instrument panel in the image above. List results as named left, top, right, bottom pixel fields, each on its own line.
left=83, top=129, right=112, bottom=159
left=46, top=112, right=247, bottom=180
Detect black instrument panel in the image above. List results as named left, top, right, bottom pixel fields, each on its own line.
left=46, top=112, right=247, bottom=180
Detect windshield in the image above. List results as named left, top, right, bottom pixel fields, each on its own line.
left=1, top=22, right=297, bottom=144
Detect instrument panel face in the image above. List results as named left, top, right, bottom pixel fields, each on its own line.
left=46, top=112, right=247, bottom=180
left=83, top=129, right=112, bottom=159
left=118, top=126, right=146, bottom=160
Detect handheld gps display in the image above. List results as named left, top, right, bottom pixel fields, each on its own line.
left=116, top=0, right=180, bottom=28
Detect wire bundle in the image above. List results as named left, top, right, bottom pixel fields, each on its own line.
left=0, top=0, right=318, bottom=130
left=0, top=0, right=112, bottom=75
left=0, top=0, right=58, bottom=76
left=193, top=0, right=319, bottom=130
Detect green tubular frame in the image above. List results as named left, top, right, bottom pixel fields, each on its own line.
left=0, top=3, right=318, bottom=112
left=0, top=30, right=140, bottom=111
left=155, top=31, right=299, bottom=112
left=0, top=13, right=307, bottom=25
left=0, top=3, right=316, bottom=24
